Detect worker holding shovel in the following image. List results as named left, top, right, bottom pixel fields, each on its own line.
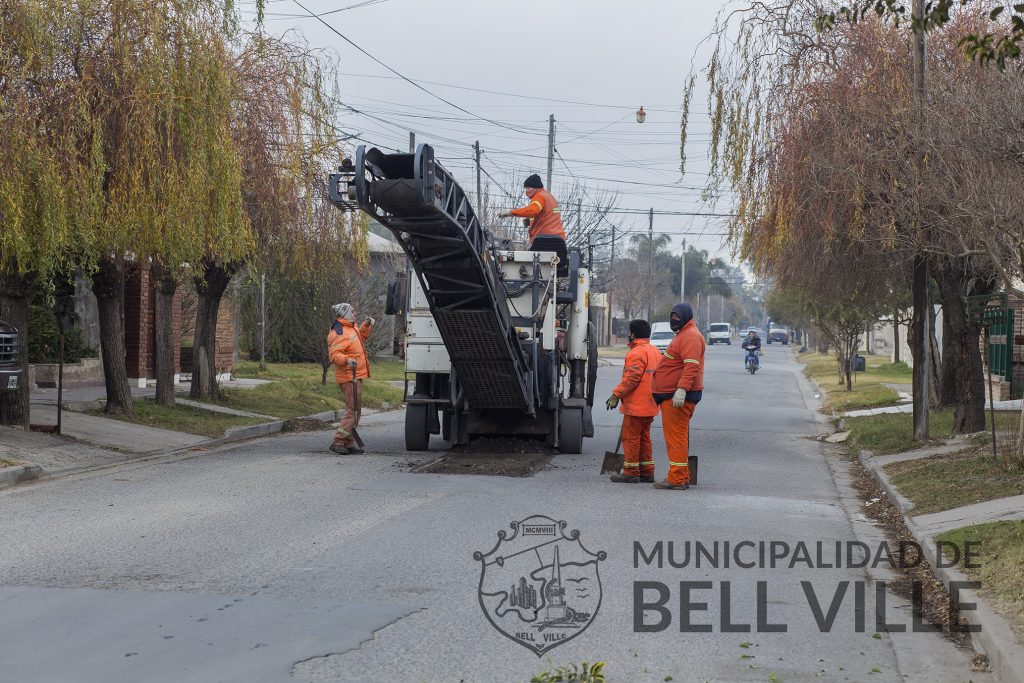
left=606, top=320, right=661, bottom=483
left=327, top=303, right=374, bottom=455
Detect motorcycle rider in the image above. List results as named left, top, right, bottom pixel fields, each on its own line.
left=742, top=329, right=761, bottom=370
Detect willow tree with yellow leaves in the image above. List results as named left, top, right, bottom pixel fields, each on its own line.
left=2, top=0, right=362, bottom=420
left=186, top=32, right=362, bottom=401
left=0, top=1, right=81, bottom=425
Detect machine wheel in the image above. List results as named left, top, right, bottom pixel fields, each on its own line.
left=405, top=404, right=431, bottom=451
left=441, top=410, right=452, bottom=441
left=558, top=407, right=584, bottom=454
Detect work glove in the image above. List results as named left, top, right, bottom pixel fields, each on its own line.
left=347, top=359, right=358, bottom=370
left=672, top=388, right=687, bottom=408
left=605, top=394, right=620, bottom=410
left=365, top=316, right=376, bottom=327
left=498, top=211, right=512, bottom=218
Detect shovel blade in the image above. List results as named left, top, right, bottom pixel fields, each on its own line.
left=600, top=451, right=624, bottom=475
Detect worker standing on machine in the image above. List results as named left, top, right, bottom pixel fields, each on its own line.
left=498, top=174, right=567, bottom=247
left=327, top=303, right=374, bottom=455
left=651, top=303, right=705, bottom=490
left=606, top=320, right=661, bottom=483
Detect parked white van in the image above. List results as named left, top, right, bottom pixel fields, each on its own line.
left=708, top=322, right=733, bottom=345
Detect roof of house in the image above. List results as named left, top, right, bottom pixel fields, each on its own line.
left=366, top=229, right=404, bottom=256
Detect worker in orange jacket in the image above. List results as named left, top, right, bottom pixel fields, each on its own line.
left=606, top=319, right=662, bottom=483
left=651, top=303, right=705, bottom=490
left=498, top=174, right=567, bottom=244
left=327, top=303, right=374, bottom=455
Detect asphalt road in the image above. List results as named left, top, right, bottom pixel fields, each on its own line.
left=0, top=345, right=991, bottom=683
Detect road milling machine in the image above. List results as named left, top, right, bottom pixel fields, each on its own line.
left=329, top=144, right=598, bottom=453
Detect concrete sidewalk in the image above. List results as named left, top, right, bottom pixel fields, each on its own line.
left=843, top=399, right=1022, bottom=418
left=1, top=425, right=134, bottom=473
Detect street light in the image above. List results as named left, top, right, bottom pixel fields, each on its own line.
left=635, top=106, right=646, bottom=123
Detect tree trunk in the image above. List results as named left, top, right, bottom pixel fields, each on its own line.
left=0, top=269, right=34, bottom=428
left=152, top=261, right=178, bottom=407
left=892, top=310, right=901, bottom=364
left=321, top=362, right=329, bottom=385
left=92, top=256, right=134, bottom=416
left=929, top=319, right=942, bottom=410
left=935, top=260, right=990, bottom=433
left=190, top=259, right=236, bottom=400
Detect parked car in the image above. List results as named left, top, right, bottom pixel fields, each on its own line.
left=650, top=322, right=674, bottom=353
left=708, top=322, right=733, bottom=345
left=0, top=320, right=22, bottom=392
left=767, top=326, right=790, bottom=345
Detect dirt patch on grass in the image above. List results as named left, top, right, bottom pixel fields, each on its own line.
left=413, top=439, right=555, bottom=476
left=884, top=448, right=1024, bottom=515
left=281, top=417, right=333, bottom=433
left=938, top=521, right=1024, bottom=637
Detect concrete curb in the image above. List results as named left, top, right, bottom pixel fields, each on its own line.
left=299, top=410, right=340, bottom=422
left=859, top=448, right=1024, bottom=683
left=222, top=420, right=285, bottom=441
left=0, top=463, right=44, bottom=486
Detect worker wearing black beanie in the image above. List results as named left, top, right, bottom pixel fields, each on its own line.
left=498, top=174, right=566, bottom=243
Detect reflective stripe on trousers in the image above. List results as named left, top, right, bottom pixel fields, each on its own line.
left=621, top=414, right=655, bottom=477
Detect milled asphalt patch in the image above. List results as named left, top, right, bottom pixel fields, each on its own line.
left=859, top=447, right=1024, bottom=683
left=349, top=472, right=530, bottom=495
left=0, top=585, right=418, bottom=683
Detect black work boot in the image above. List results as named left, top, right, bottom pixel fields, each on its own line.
left=329, top=443, right=350, bottom=455
left=347, top=446, right=365, bottom=455
left=653, top=480, right=689, bottom=490
left=610, top=474, right=641, bottom=483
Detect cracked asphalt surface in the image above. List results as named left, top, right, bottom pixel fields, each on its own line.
left=0, top=346, right=991, bottom=682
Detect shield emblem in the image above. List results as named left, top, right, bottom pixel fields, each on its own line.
left=473, top=515, right=607, bottom=656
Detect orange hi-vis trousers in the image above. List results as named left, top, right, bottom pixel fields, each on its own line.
left=621, top=415, right=655, bottom=477
left=661, top=400, right=697, bottom=486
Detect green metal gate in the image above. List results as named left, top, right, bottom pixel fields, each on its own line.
left=967, top=292, right=1014, bottom=391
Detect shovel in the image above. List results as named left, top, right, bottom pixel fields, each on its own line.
left=600, top=428, right=625, bottom=474
left=350, top=364, right=365, bottom=449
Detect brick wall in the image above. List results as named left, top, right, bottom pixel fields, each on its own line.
left=124, top=264, right=187, bottom=381
left=215, top=292, right=234, bottom=375
left=124, top=265, right=153, bottom=379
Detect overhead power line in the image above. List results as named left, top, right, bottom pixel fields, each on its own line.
left=291, top=0, right=544, bottom=137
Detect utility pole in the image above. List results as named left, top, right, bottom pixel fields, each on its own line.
left=409, top=131, right=415, bottom=153
left=680, top=238, right=686, bottom=304
left=647, top=208, right=654, bottom=320
left=259, top=272, right=267, bottom=371
left=911, top=0, right=930, bottom=441
left=474, top=140, right=482, bottom=218
left=546, top=114, right=555, bottom=189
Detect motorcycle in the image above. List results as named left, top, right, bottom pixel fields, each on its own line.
left=744, top=346, right=760, bottom=374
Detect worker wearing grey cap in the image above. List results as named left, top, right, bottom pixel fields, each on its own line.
left=327, top=303, right=375, bottom=455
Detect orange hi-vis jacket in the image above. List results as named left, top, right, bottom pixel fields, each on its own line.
left=612, top=338, right=661, bottom=417
left=652, top=320, right=705, bottom=394
left=509, top=188, right=566, bottom=241
left=328, top=318, right=373, bottom=383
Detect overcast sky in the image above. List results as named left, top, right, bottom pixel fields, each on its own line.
left=240, top=0, right=732, bottom=261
